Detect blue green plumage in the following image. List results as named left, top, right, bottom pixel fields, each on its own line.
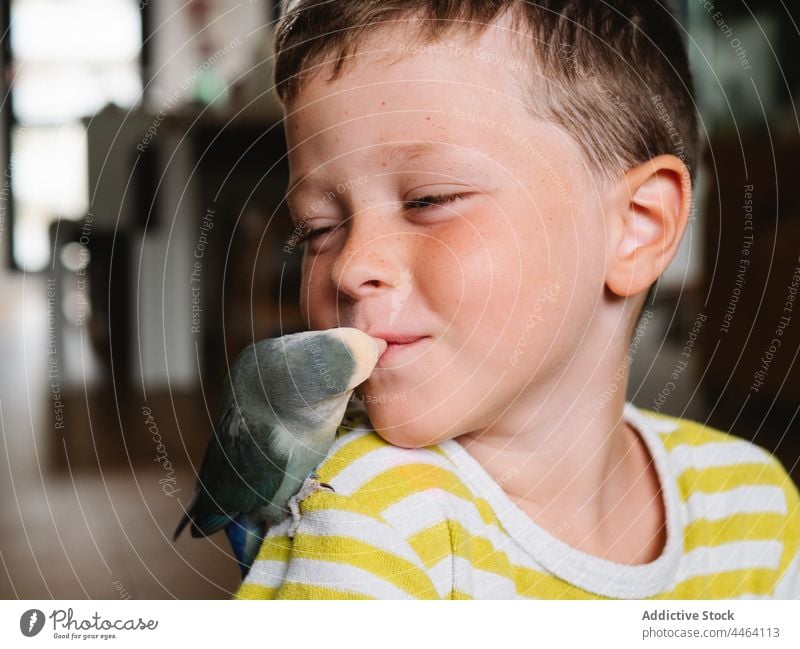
left=173, top=328, right=383, bottom=577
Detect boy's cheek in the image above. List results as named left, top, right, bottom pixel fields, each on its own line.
left=298, top=269, right=338, bottom=329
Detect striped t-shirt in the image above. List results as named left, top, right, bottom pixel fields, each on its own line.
left=233, top=402, right=800, bottom=599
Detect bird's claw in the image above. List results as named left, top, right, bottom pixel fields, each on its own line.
left=305, top=471, right=335, bottom=493
left=286, top=472, right=336, bottom=538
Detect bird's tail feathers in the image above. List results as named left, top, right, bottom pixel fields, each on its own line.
left=225, top=515, right=267, bottom=579
left=172, top=512, right=191, bottom=542
left=171, top=488, right=201, bottom=542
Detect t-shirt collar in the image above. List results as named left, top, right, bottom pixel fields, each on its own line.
left=438, top=401, right=683, bottom=599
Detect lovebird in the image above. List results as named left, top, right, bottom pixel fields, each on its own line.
left=173, top=327, right=386, bottom=577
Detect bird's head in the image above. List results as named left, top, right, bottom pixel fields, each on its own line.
left=228, top=327, right=386, bottom=420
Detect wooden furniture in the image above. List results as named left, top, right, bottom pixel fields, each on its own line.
left=189, top=117, right=304, bottom=398
left=77, top=104, right=303, bottom=401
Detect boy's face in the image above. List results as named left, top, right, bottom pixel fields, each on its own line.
left=284, top=21, right=609, bottom=447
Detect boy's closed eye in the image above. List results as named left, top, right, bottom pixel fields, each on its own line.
left=292, top=190, right=473, bottom=249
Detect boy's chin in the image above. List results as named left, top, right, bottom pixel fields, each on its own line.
left=365, top=403, right=458, bottom=449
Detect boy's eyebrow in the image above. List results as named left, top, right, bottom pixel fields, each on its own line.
left=285, top=142, right=473, bottom=198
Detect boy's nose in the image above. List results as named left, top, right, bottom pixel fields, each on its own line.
left=328, top=213, right=411, bottom=301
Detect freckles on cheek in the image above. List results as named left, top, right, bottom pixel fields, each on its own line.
left=474, top=231, right=527, bottom=307
left=410, top=237, right=466, bottom=313
left=479, top=227, right=563, bottom=338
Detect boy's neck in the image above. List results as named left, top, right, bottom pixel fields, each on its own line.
left=454, top=338, right=666, bottom=564
left=456, top=392, right=632, bottom=508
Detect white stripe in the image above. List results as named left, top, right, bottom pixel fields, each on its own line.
left=295, top=507, right=428, bottom=571
left=381, top=489, right=547, bottom=572
left=670, top=441, right=773, bottom=470
left=329, top=444, right=457, bottom=494
left=246, top=509, right=434, bottom=597
left=425, top=555, right=452, bottom=598
left=265, top=515, right=292, bottom=537
left=773, top=549, right=800, bottom=598
left=257, top=500, right=429, bottom=571
left=677, top=540, right=784, bottom=581
left=283, top=558, right=415, bottom=598
left=684, top=485, right=787, bottom=522
left=246, top=560, right=290, bottom=589
left=448, top=555, right=519, bottom=598
left=381, top=489, right=453, bottom=536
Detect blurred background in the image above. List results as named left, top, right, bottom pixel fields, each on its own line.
left=0, top=0, right=798, bottom=598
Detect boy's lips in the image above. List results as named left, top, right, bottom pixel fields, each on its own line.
left=363, top=331, right=430, bottom=365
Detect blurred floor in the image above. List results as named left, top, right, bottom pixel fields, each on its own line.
left=0, top=273, right=240, bottom=599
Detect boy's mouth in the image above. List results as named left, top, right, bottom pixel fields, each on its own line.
left=379, top=338, right=428, bottom=365
left=364, top=331, right=430, bottom=366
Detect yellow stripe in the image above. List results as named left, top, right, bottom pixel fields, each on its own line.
left=303, top=463, right=474, bottom=518
left=514, top=568, right=608, bottom=599
left=411, top=518, right=608, bottom=599
left=233, top=582, right=277, bottom=600
left=407, top=520, right=451, bottom=570
left=653, top=418, right=737, bottom=452
left=313, top=447, right=505, bottom=530
left=774, top=474, right=800, bottom=586
left=474, top=497, right=504, bottom=527
left=677, top=462, right=788, bottom=495
left=683, top=512, right=787, bottom=550
left=360, top=463, right=473, bottom=504
left=449, top=521, right=514, bottom=574
left=316, top=432, right=390, bottom=483
left=409, top=518, right=514, bottom=575
left=273, top=583, right=375, bottom=599
left=253, top=535, right=292, bottom=563
left=237, top=416, right=800, bottom=600
left=287, top=532, right=439, bottom=598
left=661, top=432, right=743, bottom=452
left=663, top=568, right=777, bottom=598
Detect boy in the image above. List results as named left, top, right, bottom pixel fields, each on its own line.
left=234, top=1, right=799, bottom=599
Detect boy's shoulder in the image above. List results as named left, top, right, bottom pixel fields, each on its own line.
left=238, top=421, right=457, bottom=600
left=299, top=416, right=471, bottom=524
left=634, top=405, right=780, bottom=463
left=634, top=406, right=800, bottom=598
left=631, top=405, right=798, bottom=506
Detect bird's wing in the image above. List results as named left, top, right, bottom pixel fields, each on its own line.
left=176, top=403, right=291, bottom=539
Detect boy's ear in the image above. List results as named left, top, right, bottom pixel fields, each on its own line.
left=604, top=154, right=692, bottom=298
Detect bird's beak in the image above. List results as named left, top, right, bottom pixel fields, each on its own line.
left=327, top=327, right=387, bottom=391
